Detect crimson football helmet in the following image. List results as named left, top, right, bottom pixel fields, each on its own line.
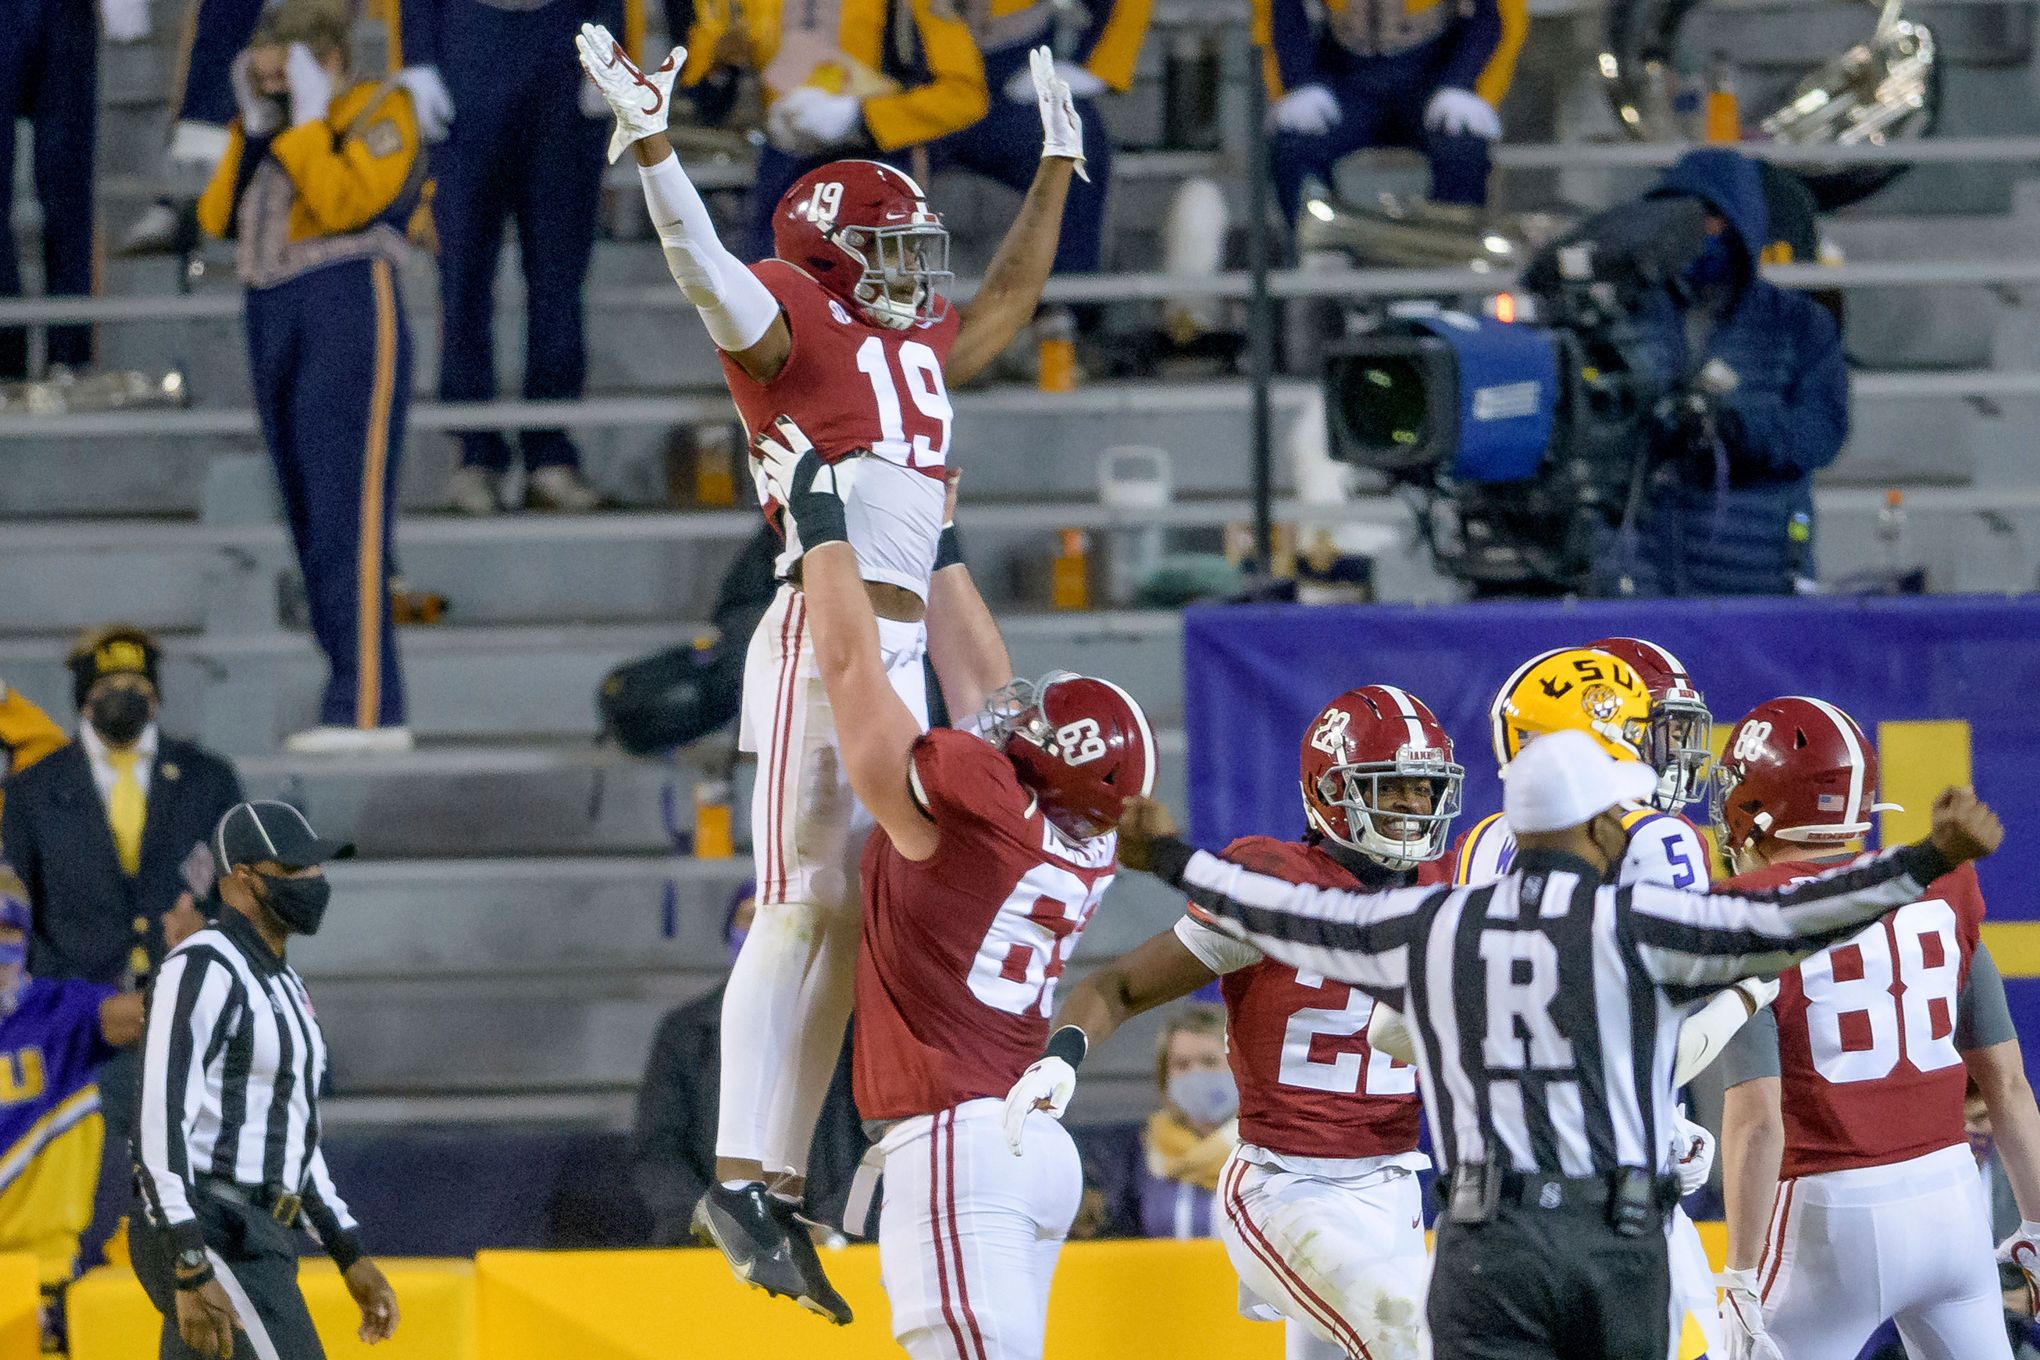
left=984, top=672, right=1156, bottom=841
left=1711, top=695, right=1902, bottom=869
left=1300, top=685, right=1463, bottom=869
left=772, top=160, right=951, bottom=330
left=1588, top=636, right=1713, bottom=811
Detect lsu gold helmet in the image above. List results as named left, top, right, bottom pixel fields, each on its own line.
left=1489, top=648, right=1652, bottom=766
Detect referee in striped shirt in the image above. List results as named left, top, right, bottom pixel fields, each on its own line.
left=1113, top=730, right=2004, bottom=1360
left=132, top=802, right=399, bottom=1359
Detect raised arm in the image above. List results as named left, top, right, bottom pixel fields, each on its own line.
left=1629, top=788, right=1999, bottom=999
left=1115, top=799, right=1428, bottom=998
left=576, top=27, right=790, bottom=383
left=923, top=473, right=1013, bottom=723
left=756, top=423, right=937, bottom=859
left=946, top=50, right=1085, bottom=386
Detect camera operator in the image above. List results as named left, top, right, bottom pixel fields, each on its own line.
left=1599, top=148, right=1848, bottom=598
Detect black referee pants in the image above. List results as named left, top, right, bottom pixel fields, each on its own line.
left=1429, top=1206, right=1672, bottom=1359
left=131, top=1192, right=325, bottom=1360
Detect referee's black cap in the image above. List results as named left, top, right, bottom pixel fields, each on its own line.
left=214, top=801, right=356, bottom=874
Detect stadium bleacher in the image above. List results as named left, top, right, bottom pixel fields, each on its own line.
left=8, top=0, right=2040, bottom=1287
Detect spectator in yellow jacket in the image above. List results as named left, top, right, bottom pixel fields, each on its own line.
left=0, top=685, right=65, bottom=811
left=666, top=0, right=989, bottom=258
left=198, top=0, right=424, bottom=755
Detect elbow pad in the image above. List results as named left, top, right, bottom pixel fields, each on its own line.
left=639, top=157, right=779, bottom=353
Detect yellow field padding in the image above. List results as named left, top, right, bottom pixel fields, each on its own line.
left=0, top=1254, right=36, bottom=1360
left=68, top=1257, right=474, bottom=1360
left=476, top=1241, right=1284, bottom=1360
left=59, top=1227, right=1734, bottom=1358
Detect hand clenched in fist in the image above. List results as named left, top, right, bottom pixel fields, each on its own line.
left=1929, top=786, right=2003, bottom=865
left=1114, top=796, right=1177, bottom=872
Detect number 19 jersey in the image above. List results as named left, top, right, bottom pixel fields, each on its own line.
left=1720, top=859, right=1986, bottom=1178
left=722, top=260, right=959, bottom=597
left=853, top=729, right=1117, bottom=1123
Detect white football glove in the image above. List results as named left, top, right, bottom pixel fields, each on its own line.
left=1424, top=86, right=1500, bottom=140
left=1026, top=45, right=1088, bottom=182
left=285, top=43, right=333, bottom=128
left=229, top=53, right=283, bottom=138
left=1716, top=1268, right=1785, bottom=1360
left=750, top=414, right=816, bottom=509
left=575, top=24, right=682, bottom=163
left=397, top=65, right=455, bottom=143
left=99, top=0, right=150, bottom=44
left=1002, top=1056, right=1077, bottom=1155
left=1670, top=1107, right=1715, bottom=1196
left=1998, top=1220, right=2040, bottom=1313
left=1005, top=58, right=1105, bottom=104
left=1270, top=84, right=1341, bottom=136
left=766, top=86, right=862, bottom=155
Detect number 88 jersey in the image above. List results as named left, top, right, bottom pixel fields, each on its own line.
left=1722, top=858, right=1988, bottom=1178
left=722, top=260, right=959, bottom=593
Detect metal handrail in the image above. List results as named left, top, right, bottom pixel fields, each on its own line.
left=3, top=364, right=2038, bottom=442
left=6, top=487, right=2038, bottom=557
left=7, top=253, right=2040, bottom=326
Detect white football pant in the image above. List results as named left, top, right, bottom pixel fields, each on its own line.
left=718, top=584, right=928, bottom=1177
left=1216, top=1148, right=1431, bottom=1360
left=877, top=1101, right=1082, bottom=1360
left=1760, top=1142, right=2011, bottom=1360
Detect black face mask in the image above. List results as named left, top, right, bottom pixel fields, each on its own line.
left=256, top=872, right=331, bottom=935
left=88, top=688, right=152, bottom=747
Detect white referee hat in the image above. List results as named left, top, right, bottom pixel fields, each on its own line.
left=1502, top=729, right=1658, bottom=834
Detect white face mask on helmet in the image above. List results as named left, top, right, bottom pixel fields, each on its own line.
left=838, top=221, right=952, bottom=330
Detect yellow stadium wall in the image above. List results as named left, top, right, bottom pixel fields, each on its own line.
left=59, top=1227, right=1733, bottom=1357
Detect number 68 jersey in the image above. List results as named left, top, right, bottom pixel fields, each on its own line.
left=853, top=728, right=1117, bottom=1123
left=722, top=259, right=960, bottom=596
left=1174, top=837, right=1423, bottom=1162
left=1719, top=858, right=1989, bottom=1178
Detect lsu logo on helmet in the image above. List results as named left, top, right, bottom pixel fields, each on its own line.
left=1490, top=648, right=1651, bottom=766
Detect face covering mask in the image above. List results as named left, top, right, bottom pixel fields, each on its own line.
left=257, top=872, right=331, bottom=935
left=1686, top=233, right=1735, bottom=288
left=89, top=688, right=152, bottom=747
left=1166, top=1068, right=1239, bottom=1128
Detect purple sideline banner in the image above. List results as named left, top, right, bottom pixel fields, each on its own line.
left=1183, top=594, right=2040, bottom=1054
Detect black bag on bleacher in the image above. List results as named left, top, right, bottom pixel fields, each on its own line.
left=596, top=634, right=746, bottom=757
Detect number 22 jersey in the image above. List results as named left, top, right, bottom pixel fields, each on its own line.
left=720, top=260, right=961, bottom=598
left=1174, top=837, right=1422, bottom=1162
left=853, top=728, right=1117, bottom=1122
left=1718, top=858, right=1989, bottom=1178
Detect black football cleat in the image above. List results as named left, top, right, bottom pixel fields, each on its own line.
left=767, top=1197, right=854, bottom=1326
left=692, top=1183, right=806, bottom=1303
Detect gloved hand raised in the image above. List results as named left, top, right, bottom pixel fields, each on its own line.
left=575, top=25, right=682, bottom=163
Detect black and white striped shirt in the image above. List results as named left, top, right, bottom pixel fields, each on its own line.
left=1156, top=837, right=1955, bottom=1180
left=135, top=908, right=359, bottom=1266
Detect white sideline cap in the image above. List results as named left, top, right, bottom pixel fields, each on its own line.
left=1502, top=729, right=1658, bottom=834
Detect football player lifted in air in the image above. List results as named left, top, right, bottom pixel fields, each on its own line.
left=576, top=26, right=1091, bottom=1319
left=757, top=417, right=1157, bottom=1359
left=1712, top=696, right=2040, bottom=1360
left=1004, top=686, right=1462, bottom=1360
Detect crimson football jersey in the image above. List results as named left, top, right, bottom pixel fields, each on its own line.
left=722, top=260, right=960, bottom=476
left=853, top=728, right=1117, bottom=1122
left=1726, top=858, right=1986, bottom=1178
left=1179, top=837, right=1422, bottom=1161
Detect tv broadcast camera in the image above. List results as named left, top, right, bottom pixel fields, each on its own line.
left=1323, top=194, right=1711, bottom=594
